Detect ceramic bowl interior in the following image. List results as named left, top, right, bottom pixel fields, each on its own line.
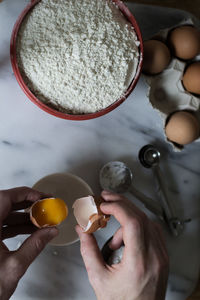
left=32, top=173, right=93, bottom=246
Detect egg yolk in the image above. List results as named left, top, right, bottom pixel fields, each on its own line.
left=32, top=198, right=68, bottom=227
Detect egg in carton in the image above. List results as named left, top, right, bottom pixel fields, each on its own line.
left=144, top=18, right=200, bottom=151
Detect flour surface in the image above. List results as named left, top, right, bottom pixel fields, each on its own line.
left=17, top=0, right=140, bottom=114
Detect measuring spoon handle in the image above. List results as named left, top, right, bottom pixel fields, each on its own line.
left=155, top=166, right=175, bottom=220
left=129, top=185, right=163, bottom=217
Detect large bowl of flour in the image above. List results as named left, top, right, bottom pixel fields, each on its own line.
left=11, top=0, right=143, bottom=120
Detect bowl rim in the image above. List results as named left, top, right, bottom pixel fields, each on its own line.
left=10, top=0, right=143, bottom=121
left=32, top=172, right=93, bottom=246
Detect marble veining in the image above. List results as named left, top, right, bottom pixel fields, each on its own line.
left=0, top=1, right=200, bottom=300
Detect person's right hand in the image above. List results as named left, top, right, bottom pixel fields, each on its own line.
left=76, top=191, right=169, bottom=300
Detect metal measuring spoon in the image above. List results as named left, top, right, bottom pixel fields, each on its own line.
left=139, top=145, right=191, bottom=236
left=99, top=161, right=163, bottom=217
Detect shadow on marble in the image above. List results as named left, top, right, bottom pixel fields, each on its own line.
left=21, top=241, right=94, bottom=300
left=66, top=158, right=108, bottom=195
left=130, top=3, right=193, bottom=40
left=0, top=54, right=11, bottom=76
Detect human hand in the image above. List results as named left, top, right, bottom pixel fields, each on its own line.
left=0, top=187, right=58, bottom=300
left=76, top=191, right=169, bottom=300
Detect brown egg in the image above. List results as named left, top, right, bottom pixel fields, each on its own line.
left=165, top=111, right=200, bottom=145
left=182, top=62, right=200, bottom=95
left=168, top=26, right=200, bottom=60
left=143, top=40, right=171, bottom=75
left=72, top=195, right=110, bottom=234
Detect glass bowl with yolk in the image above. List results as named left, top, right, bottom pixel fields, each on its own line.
left=30, top=198, right=68, bottom=228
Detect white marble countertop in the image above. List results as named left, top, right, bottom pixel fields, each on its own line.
left=0, top=1, right=200, bottom=300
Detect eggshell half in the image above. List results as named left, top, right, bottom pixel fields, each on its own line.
left=30, top=197, right=68, bottom=228
left=72, top=195, right=110, bottom=233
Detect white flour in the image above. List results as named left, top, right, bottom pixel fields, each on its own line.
left=17, top=0, right=140, bottom=114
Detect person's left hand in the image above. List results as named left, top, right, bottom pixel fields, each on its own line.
left=0, top=187, right=58, bottom=300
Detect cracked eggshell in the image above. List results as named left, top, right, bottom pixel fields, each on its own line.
left=144, top=18, right=200, bottom=151
left=72, top=195, right=110, bottom=234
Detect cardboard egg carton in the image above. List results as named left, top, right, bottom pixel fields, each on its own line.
left=144, top=18, right=200, bottom=151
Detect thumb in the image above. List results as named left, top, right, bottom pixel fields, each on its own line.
left=15, top=227, right=58, bottom=274
left=76, top=225, right=106, bottom=280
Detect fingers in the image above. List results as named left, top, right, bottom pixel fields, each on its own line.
left=101, top=191, right=126, bottom=202
left=100, top=201, right=147, bottom=264
left=12, top=192, right=52, bottom=211
left=147, top=222, right=169, bottom=292
left=0, top=187, right=51, bottom=221
left=2, top=212, right=35, bottom=239
left=2, top=224, right=36, bottom=240
left=153, top=223, right=167, bottom=251
left=3, top=212, right=30, bottom=226
left=75, top=225, right=106, bottom=280
left=108, top=227, right=123, bottom=250
left=101, top=200, right=144, bottom=228
left=12, top=201, right=38, bottom=211
left=14, top=227, right=58, bottom=276
left=2, top=187, right=47, bottom=204
left=150, top=222, right=169, bottom=263
left=101, top=190, right=144, bottom=217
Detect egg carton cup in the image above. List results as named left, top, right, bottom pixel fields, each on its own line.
left=144, top=18, right=200, bottom=151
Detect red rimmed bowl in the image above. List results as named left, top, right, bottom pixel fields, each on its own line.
left=10, top=0, right=143, bottom=121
